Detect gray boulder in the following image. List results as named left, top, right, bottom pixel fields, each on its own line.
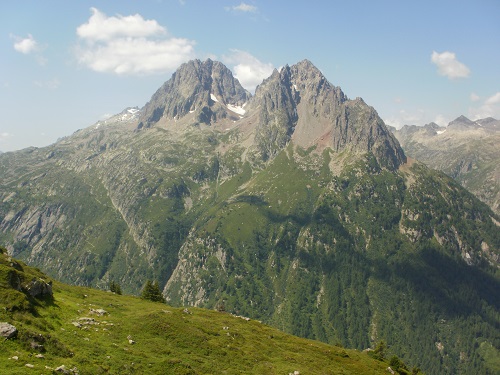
left=25, top=278, right=53, bottom=298
left=0, top=322, right=17, bottom=339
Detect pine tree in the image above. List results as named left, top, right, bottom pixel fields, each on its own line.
left=370, top=340, right=387, bottom=361
left=141, top=280, right=165, bottom=303
left=109, top=280, right=122, bottom=295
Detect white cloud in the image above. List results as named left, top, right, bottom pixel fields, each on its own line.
left=383, top=117, right=403, bottom=129
left=485, top=92, right=500, bottom=105
left=75, top=8, right=196, bottom=75
left=384, top=109, right=426, bottom=129
left=433, top=114, right=449, bottom=127
left=232, top=2, right=258, bottom=12
left=223, top=50, right=274, bottom=92
left=77, top=8, right=166, bottom=42
left=470, top=92, right=480, bottom=102
left=431, top=51, right=470, bottom=79
left=10, top=33, right=47, bottom=65
left=469, top=92, right=500, bottom=120
left=11, top=34, right=38, bottom=54
left=385, top=110, right=452, bottom=129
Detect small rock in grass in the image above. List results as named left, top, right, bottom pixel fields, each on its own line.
left=0, top=322, right=17, bottom=339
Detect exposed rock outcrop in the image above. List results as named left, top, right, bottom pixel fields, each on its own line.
left=0, top=322, right=17, bottom=339
left=25, top=277, right=53, bottom=298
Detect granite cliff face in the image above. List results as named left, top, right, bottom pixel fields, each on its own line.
left=251, top=60, right=406, bottom=169
left=0, top=60, right=499, bottom=375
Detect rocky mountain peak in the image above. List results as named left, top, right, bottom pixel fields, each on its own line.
left=448, top=115, right=477, bottom=130
left=137, top=59, right=249, bottom=129
left=424, top=122, right=441, bottom=130
left=252, top=59, right=405, bottom=169
left=135, top=58, right=405, bottom=169
left=476, top=117, right=500, bottom=130
left=420, top=122, right=445, bottom=136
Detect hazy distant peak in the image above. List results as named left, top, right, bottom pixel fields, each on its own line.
left=424, top=122, right=441, bottom=130
left=476, top=117, right=500, bottom=130
left=448, top=115, right=476, bottom=129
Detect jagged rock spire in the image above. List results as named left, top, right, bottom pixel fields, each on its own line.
left=250, top=59, right=406, bottom=169
left=137, top=59, right=249, bottom=128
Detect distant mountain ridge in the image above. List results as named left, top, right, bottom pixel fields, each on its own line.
left=391, top=115, right=500, bottom=215
left=0, top=60, right=499, bottom=375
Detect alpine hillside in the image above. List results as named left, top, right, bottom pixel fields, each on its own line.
left=1, top=59, right=499, bottom=374
left=0, top=247, right=397, bottom=375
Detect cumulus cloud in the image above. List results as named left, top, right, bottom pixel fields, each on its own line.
left=11, top=34, right=38, bottom=54
left=77, top=7, right=166, bottom=41
left=231, top=2, right=258, bottom=12
left=11, top=33, right=47, bottom=65
left=431, top=51, right=470, bottom=79
left=223, top=50, right=274, bottom=92
left=469, top=92, right=500, bottom=120
left=75, top=8, right=195, bottom=75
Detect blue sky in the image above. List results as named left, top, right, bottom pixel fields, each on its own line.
left=1, top=0, right=499, bottom=152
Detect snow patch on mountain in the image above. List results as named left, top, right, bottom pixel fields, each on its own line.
left=227, top=103, right=246, bottom=115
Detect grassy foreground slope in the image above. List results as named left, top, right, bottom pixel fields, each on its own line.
left=1, top=250, right=394, bottom=375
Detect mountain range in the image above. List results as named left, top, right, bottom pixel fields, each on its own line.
left=389, top=115, right=500, bottom=215
left=1, top=59, right=499, bottom=374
